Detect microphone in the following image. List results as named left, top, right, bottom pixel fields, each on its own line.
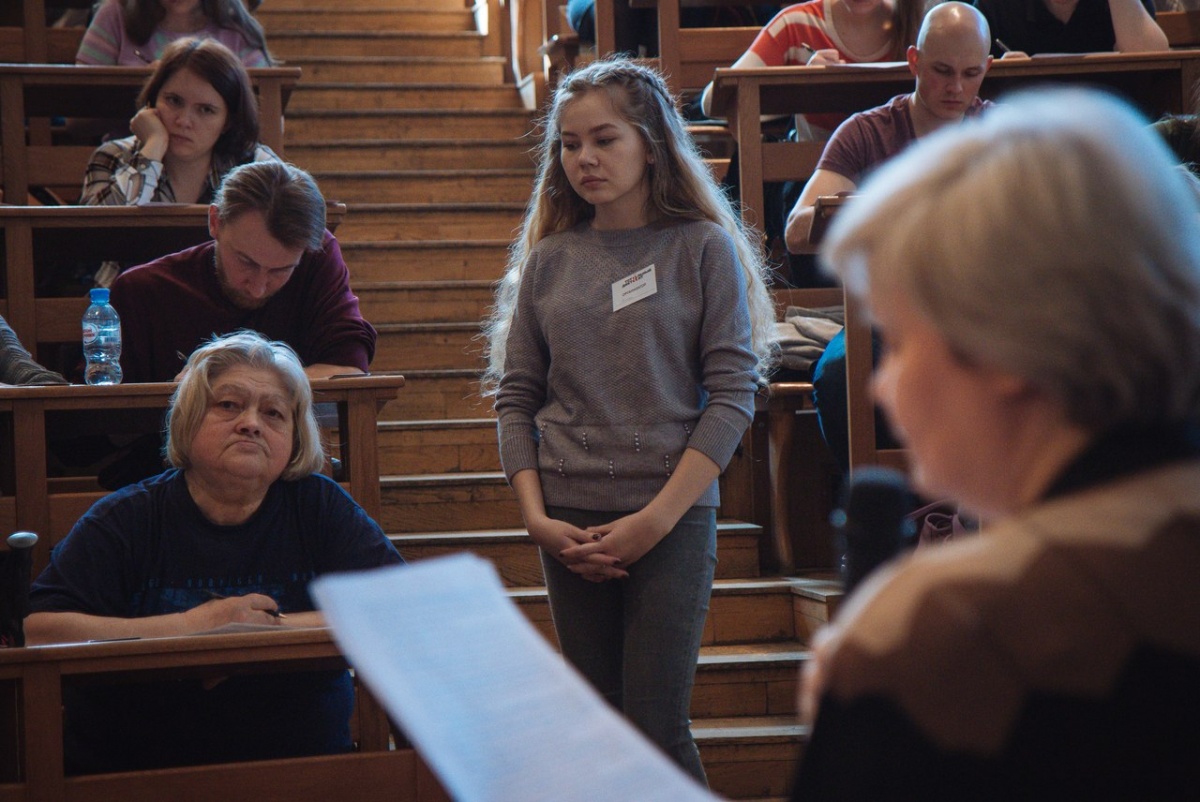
left=831, top=468, right=914, bottom=598
left=1, top=531, right=38, bottom=648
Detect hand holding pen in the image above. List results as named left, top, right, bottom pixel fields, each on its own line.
left=196, top=590, right=286, bottom=627
left=799, top=42, right=845, bottom=66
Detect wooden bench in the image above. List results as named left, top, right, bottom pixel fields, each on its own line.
left=0, top=64, right=302, bottom=204
left=0, top=372, right=402, bottom=577
left=709, top=50, right=1200, bottom=238
left=0, top=203, right=346, bottom=368
left=0, top=0, right=87, bottom=63
left=1159, top=10, right=1200, bottom=50
left=0, top=627, right=449, bottom=801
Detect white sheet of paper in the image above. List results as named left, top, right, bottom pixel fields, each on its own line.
left=312, top=554, right=720, bottom=802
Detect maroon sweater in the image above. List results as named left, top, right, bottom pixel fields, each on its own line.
left=110, top=230, right=376, bottom=383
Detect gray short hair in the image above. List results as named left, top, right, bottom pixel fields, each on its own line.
left=165, top=330, right=325, bottom=480
left=822, top=88, right=1200, bottom=431
left=215, top=161, right=326, bottom=251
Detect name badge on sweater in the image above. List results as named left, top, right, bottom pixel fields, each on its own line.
left=612, top=264, right=657, bottom=312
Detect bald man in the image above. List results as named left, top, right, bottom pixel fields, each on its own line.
left=785, top=1, right=995, bottom=254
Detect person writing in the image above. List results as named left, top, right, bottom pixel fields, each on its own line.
left=974, top=0, right=1167, bottom=58
left=76, top=0, right=272, bottom=67
left=699, top=0, right=924, bottom=138
left=790, top=87, right=1200, bottom=796
left=109, top=159, right=376, bottom=383
left=485, top=58, right=776, bottom=784
left=785, top=2, right=994, bottom=254
left=81, top=37, right=278, bottom=211
left=783, top=1, right=994, bottom=473
left=26, top=330, right=403, bottom=773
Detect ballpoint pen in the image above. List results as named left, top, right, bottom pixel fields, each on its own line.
left=205, top=590, right=285, bottom=619
left=995, top=38, right=1012, bottom=54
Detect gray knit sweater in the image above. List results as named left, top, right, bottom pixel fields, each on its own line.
left=495, top=218, right=758, bottom=511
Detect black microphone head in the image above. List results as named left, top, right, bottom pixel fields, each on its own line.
left=832, top=467, right=914, bottom=597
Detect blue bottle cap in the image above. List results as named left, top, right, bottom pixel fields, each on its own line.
left=89, top=287, right=110, bottom=304
left=6, top=531, right=37, bottom=549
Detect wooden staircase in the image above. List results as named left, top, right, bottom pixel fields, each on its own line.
left=264, top=1, right=836, bottom=797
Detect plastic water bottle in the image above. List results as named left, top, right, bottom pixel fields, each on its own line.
left=82, top=287, right=123, bottom=386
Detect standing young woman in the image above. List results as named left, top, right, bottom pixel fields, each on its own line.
left=485, top=59, right=776, bottom=783
left=77, top=0, right=272, bottom=67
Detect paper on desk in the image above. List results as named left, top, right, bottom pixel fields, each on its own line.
left=311, top=554, right=720, bottom=802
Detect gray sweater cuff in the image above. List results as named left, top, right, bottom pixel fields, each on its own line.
left=687, top=399, right=753, bottom=470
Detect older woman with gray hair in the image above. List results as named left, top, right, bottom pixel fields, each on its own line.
left=26, top=330, right=401, bottom=774
left=790, top=88, right=1200, bottom=797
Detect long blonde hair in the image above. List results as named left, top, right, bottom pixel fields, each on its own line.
left=483, top=58, right=776, bottom=391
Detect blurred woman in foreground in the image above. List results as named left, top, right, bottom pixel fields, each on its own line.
left=792, top=88, right=1200, bottom=798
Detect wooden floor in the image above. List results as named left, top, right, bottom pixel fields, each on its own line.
left=265, top=0, right=839, bottom=797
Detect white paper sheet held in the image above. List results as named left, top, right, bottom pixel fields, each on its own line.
left=312, top=553, right=721, bottom=802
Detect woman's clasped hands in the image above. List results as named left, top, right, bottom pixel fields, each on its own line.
left=555, top=509, right=674, bottom=583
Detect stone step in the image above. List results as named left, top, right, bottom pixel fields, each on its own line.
left=512, top=577, right=804, bottom=647
left=289, top=139, right=536, bottom=171
left=269, top=31, right=486, bottom=59
left=376, top=369, right=491, bottom=421
left=342, top=240, right=510, bottom=283
left=285, top=109, right=533, bottom=141
left=393, top=519, right=764, bottom=583
left=280, top=56, right=507, bottom=84
left=315, top=170, right=533, bottom=204
left=374, top=322, right=483, bottom=372
left=334, top=205, right=524, bottom=243
left=695, top=715, right=809, bottom=800
left=357, top=280, right=493, bottom=325
left=289, top=83, right=523, bottom=112
left=378, top=417, right=499, bottom=474
left=259, top=8, right=476, bottom=32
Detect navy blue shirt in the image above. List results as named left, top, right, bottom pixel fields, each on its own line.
left=30, top=470, right=403, bottom=774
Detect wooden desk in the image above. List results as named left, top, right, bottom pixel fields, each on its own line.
left=0, top=628, right=446, bottom=801
left=710, top=51, right=1200, bottom=235
left=0, top=203, right=346, bottom=364
left=0, top=64, right=302, bottom=203
left=0, top=373, right=403, bottom=576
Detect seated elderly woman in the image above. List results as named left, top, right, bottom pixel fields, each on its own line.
left=790, top=88, right=1200, bottom=797
left=25, top=330, right=403, bottom=774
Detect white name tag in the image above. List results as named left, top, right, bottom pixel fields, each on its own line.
left=611, top=264, right=657, bottom=312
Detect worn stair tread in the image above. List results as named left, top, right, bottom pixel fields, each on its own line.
left=284, top=55, right=507, bottom=64
left=318, top=168, right=532, bottom=177
left=507, top=576, right=797, bottom=600
left=349, top=200, right=524, bottom=210
left=359, top=279, right=494, bottom=292
left=299, top=80, right=516, bottom=90
left=285, top=108, right=530, bottom=118
left=697, top=641, right=809, bottom=667
left=382, top=470, right=506, bottom=485
left=692, top=714, right=809, bottom=743
left=272, top=29, right=483, bottom=40
left=291, top=137, right=529, bottom=148
left=391, top=519, right=761, bottom=546
left=787, top=573, right=843, bottom=604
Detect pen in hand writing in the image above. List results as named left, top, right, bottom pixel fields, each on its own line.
left=204, top=590, right=286, bottom=619
left=995, top=38, right=1011, bottom=54
left=800, top=42, right=817, bottom=64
